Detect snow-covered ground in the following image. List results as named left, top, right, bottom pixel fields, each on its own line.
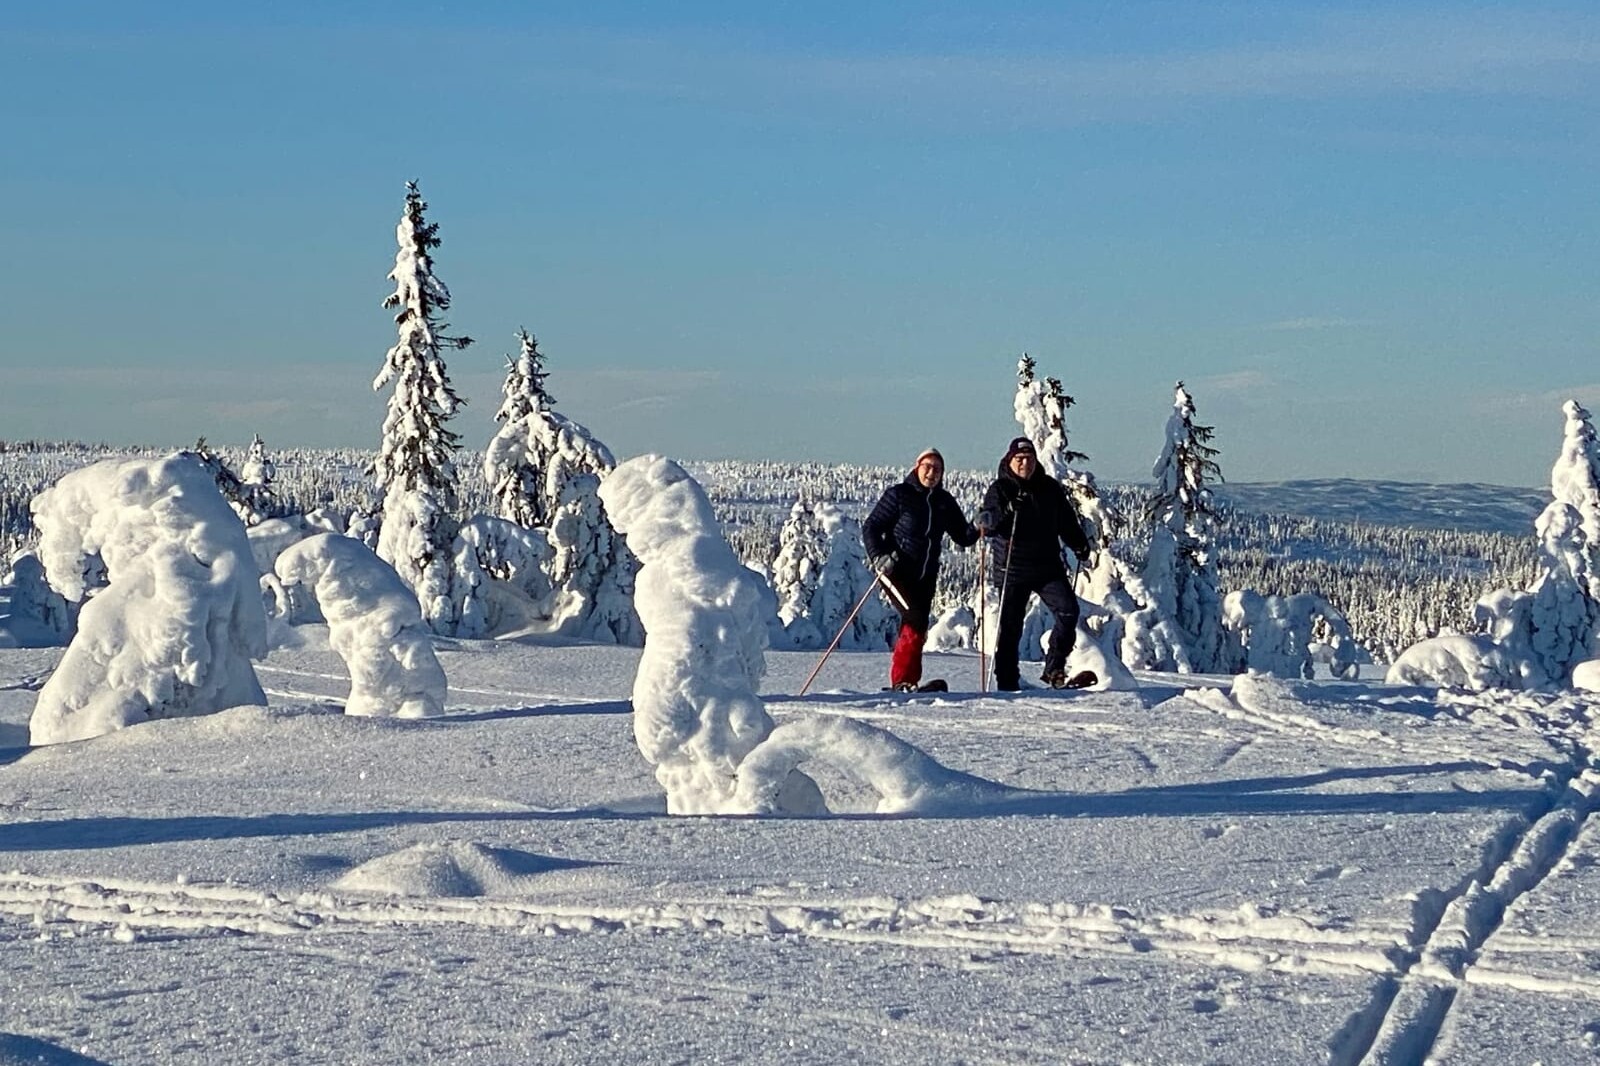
left=0, top=634, right=1596, bottom=1064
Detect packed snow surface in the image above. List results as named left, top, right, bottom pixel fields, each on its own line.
left=1, top=633, right=1599, bottom=1064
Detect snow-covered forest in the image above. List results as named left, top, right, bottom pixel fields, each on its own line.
left=0, top=442, right=1535, bottom=662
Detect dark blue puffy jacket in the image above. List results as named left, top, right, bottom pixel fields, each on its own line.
left=862, top=473, right=978, bottom=585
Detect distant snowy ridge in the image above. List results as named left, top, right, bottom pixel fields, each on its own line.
left=1214, top=479, right=1546, bottom=536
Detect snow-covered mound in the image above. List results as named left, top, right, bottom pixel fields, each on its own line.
left=332, top=842, right=589, bottom=898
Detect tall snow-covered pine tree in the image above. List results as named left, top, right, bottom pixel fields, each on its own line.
left=1143, top=381, right=1227, bottom=672
left=372, top=181, right=473, bottom=635
left=486, top=328, right=554, bottom=528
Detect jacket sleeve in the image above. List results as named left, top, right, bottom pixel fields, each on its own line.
left=862, top=487, right=900, bottom=559
left=1057, top=486, right=1092, bottom=558
left=977, top=479, right=1008, bottom=536
left=938, top=491, right=979, bottom=548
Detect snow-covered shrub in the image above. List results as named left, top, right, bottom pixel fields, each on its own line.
left=927, top=604, right=977, bottom=652
left=245, top=516, right=315, bottom=577
left=304, top=506, right=347, bottom=535
left=29, top=454, right=268, bottom=745
left=1063, top=619, right=1139, bottom=691
left=0, top=551, right=73, bottom=648
left=546, top=470, right=644, bottom=645
left=450, top=515, right=552, bottom=639
left=1107, top=564, right=1193, bottom=674
left=1385, top=634, right=1517, bottom=691
left=372, top=181, right=473, bottom=636
left=817, top=505, right=894, bottom=651
left=274, top=534, right=446, bottom=717
left=598, top=455, right=820, bottom=815
left=1222, top=590, right=1360, bottom=680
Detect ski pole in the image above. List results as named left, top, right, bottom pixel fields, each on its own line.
left=798, top=575, right=884, bottom=697
left=977, top=538, right=988, bottom=693
left=878, top=572, right=911, bottom=613
left=995, top=508, right=1018, bottom=645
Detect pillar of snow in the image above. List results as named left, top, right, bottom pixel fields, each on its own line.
left=598, top=455, right=821, bottom=815
left=29, top=454, right=269, bottom=745
left=273, top=534, right=447, bottom=718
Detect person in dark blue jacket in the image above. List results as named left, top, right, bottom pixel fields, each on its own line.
left=978, top=436, right=1092, bottom=691
left=862, top=447, right=979, bottom=691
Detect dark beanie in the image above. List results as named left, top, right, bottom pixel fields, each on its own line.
left=1002, top=436, right=1037, bottom=463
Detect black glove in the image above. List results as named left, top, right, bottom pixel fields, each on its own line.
left=870, top=552, right=897, bottom=576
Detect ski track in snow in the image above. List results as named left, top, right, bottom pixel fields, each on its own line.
left=1341, top=756, right=1600, bottom=1063
left=0, top=870, right=1409, bottom=981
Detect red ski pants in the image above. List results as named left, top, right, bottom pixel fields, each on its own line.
left=890, top=624, right=926, bottom=688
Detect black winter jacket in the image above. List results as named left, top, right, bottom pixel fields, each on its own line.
left=863, top=473, right=978, bottom=586
left=978, top=462, right=1091, bottom=579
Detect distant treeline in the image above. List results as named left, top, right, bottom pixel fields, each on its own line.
left=0, top=444, right=1537, bottom=663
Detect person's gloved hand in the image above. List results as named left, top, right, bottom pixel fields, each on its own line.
left=870, top=552, right=897, bottom=576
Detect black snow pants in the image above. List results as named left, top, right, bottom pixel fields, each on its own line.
left=992, top=570, right=1079, bottom=691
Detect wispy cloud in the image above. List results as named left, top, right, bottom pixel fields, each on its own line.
left=1484, top=384, right=1600, bottom=416
left=1194, top=369, right=1276, bottom=397
left=523, top=9, right=1600, bottom=129
left=1253, top=316, right=1373, bottom=333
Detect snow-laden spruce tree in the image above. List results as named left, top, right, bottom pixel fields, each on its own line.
left=811, top=503, right=895, bottom=651
left=190, top=437, right=246, bottom=513
left=372, top=181, right=473, bottom=635
left=994, top=354, right=1136, bottom=680
left=1390, top=399, right=1600, bottom=690
left=1523, top=498, right=1600, bottom=683
left=1011, top=355, right=1119, bottom=600
left=480, top=333, right=641, bottom=644
left=771, top=497, right=829, bottom=649
left=29, top=454, right=268, bottom=744
left=236, top=433, right=278, bottom=527
left=484, top=329, right=553, bottom=528
left=1550, top=399, right=1600, bottom=598
left=771, top=498, right=892, bottom=652
left=598, top=455, right=823, bottom=815
left=273, top=534, right=447, bottom=718
left=1140, top=381, right=1228, bottom=672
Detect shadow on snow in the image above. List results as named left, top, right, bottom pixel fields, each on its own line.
left=0, top=758, right=1554, bottom=849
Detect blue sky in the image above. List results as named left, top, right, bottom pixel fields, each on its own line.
left=4, top=1, right=1598, bottom=485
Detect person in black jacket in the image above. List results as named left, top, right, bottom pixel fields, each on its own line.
left=978, top=436, right=1092, bottom=691
left=862, top=447, right=979, bottom=691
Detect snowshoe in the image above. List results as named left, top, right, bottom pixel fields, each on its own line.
left=883, top=679, right=948, bottom=694
left=1041, top=669, right=1098, bottom=690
